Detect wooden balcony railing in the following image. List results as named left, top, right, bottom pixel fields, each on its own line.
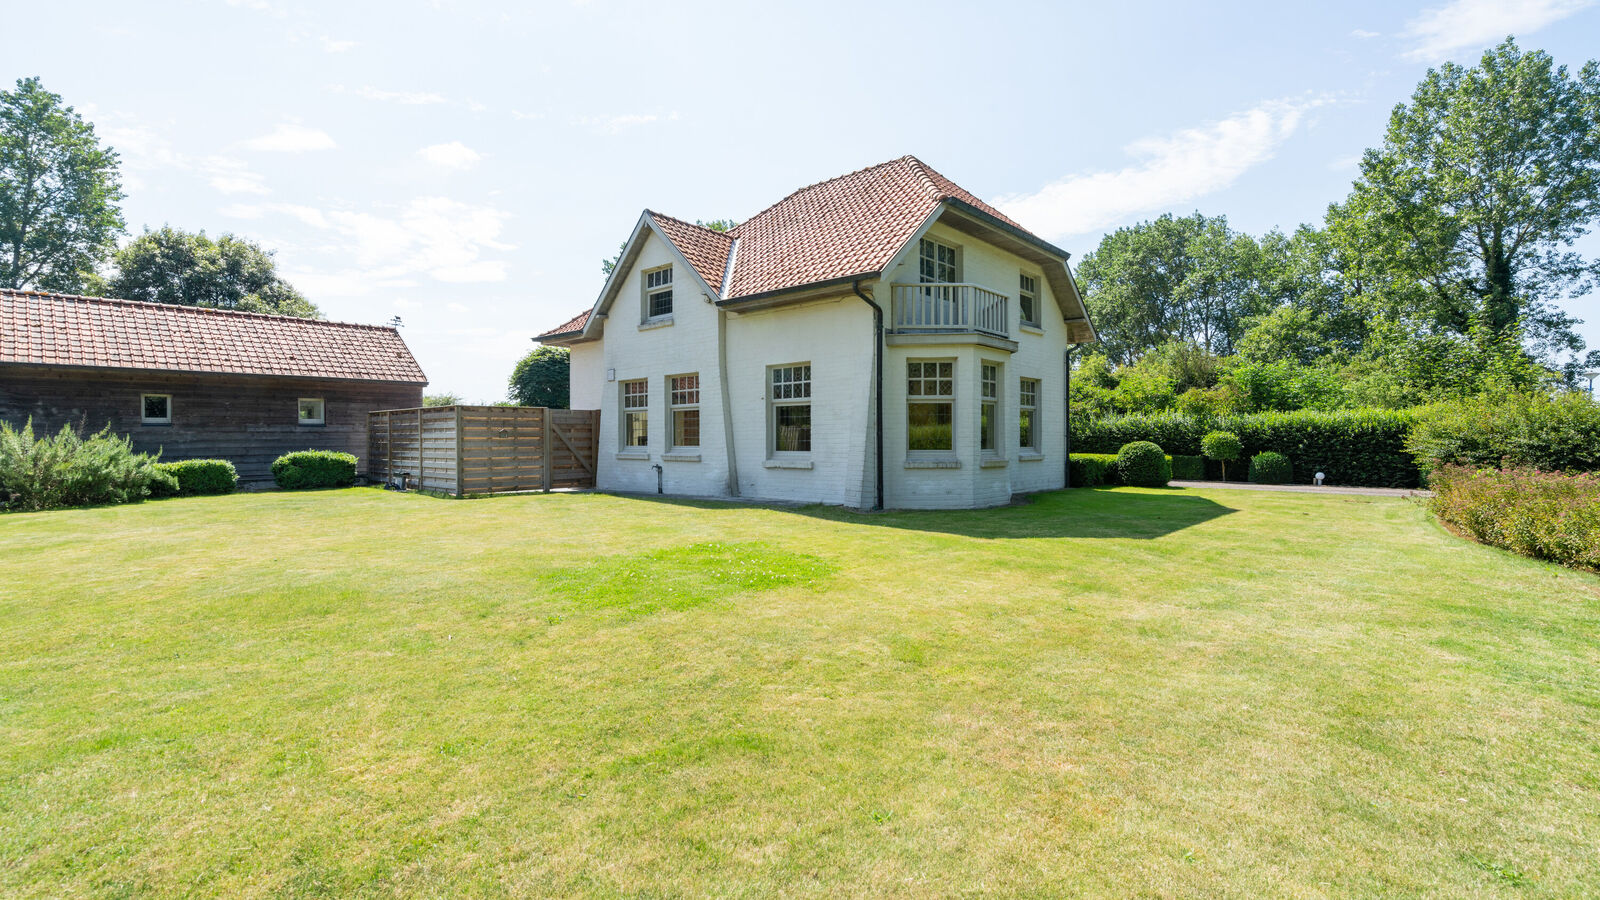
left=890, top=283, right=1009, bottom=337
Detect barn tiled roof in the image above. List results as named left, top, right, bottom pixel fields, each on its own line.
left=538, top=308, right=591, bottom=338
left=537, top=155, right=1048, bottom=340
left=0, top=290, right=428, bottom=383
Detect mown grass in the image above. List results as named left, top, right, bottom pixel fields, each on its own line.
left=2, top=486, right=1597, bottom=897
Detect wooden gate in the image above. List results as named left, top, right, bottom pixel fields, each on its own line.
left=367, top=406, right=599, bottom=496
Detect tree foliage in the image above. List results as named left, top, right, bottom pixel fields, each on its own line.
left=509, top=345, right=570, bottom=408
left=102, top=226, right=319, bottom=317
left=0, top=77, right=124, bottom=292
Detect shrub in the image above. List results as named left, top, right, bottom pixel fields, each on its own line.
left=1249, top=451, right=1293, bottom=484
left=155, top=459, right=238, bottom=496
left=1074, top=408, right=1419, bottom=487
left=1170, top=454, right=1205, bottom=481
left=1407, top=392, right=1600, bottom=475
left=1429, top=466, right=1600, bottom=570
left=0, top=419, right=166, bottom=511
left=1069, top=453, right=1119, bottom=487
left=272, top=450, right=357, bottom=490
left=1201, top=430, right=1242, bottom=481
left=1116, top=441, right=1171, bottom=487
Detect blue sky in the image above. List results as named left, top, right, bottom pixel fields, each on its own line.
left=10, top=0, right=1600, bottom=398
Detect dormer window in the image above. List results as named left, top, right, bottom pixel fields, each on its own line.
left=643, top=265, right=673, bottom=320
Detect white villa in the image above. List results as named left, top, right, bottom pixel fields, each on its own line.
left=536, top=156, right=1098, bottom=510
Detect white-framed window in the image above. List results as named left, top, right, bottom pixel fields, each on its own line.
left=298, top=398, right=325, bottom=426
left=769, top=363, right=812, bottom=454
left=1019, top=273, right=1040, bottom=326
left=919, top=237, right=959, bottom=283
left=669, top=374, right=700, bottom=449
left=907, top=360, right=954, bottom=452
left=980, top=363, right=1000, bottom=455
left=621, top=379, right=648, bottom=447
left=643, top=265, right=673, bottom=319
left=141, top=393, right=171, bottom=425
left=1019, top=378, right=1040, bottom=452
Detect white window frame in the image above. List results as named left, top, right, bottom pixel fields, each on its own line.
left=621, top=378, right=649, bottom=448
left=140, top=393, right=172, bottom=425
left=298, top=397, right=326, bottom=426
left=980, top=362, right=1001, bottom=457
left=906, top=359, right=956, bottom=456
left=1019, top=272, right=1040, bottom=327
left=642, top=265, right=673, bottom=321
left=1019, top=377, right=1041, bottom=453
left=918, top=237, right=960, bottom=284
left=668, top=373, right=700, bottom=449
left=768, top=363, right=812, bottom=457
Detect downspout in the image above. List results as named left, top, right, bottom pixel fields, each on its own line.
left=852, top=280, right=884, bottom=511
left=1064, top=345, right=1075, bottom=488
left=717, top=305, right=740, bottom=497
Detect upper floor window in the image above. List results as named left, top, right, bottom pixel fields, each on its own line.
left=669, top=374, right=700, bottom=449
left=1019, top=273, right=1040, bottom=326
left=141, top=393, right=171, bottom=425
left=298, top=398, right=325, bottom=426
left=770, top=363, right=812, bottom=454
left=621, top=379, right=648, bottom=447
left=919, top=237, right=959, bottom=284
left=643, top=266, right=673, bottom=319
left=907, top=360, right=954, bottom=452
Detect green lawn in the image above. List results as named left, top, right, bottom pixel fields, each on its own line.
left=2, top=487, right=1598, bottom=897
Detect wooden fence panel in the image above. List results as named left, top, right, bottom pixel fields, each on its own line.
left=368, top=405, right=598, bottom=496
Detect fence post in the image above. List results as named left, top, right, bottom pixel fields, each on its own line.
left=454, top=405, right=465, bottom=498
left=541, top=407, right=553, bottom=492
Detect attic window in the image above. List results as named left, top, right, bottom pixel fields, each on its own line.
left=643, top=265, right=673, bottom=320
left=298, top=398, right=325, bottom=426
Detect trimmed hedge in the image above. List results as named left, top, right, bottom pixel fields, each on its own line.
left=272, top=450, right=358, bottom=490
left=1074, top=408, right=1419, bottom=487
left=1069, top=453, right=1119, bottom=487
left=1249, top=451, right=1293, bottom=484
left=1407, top=393, right=1600, bottom=475
left=1116, top=441, right=1171, bottom=487
left=154, top=459, right=238, bottom=496
left=1429, top=466, right=1599, bottom=570
left=1170, top=454, right=1205, bottom=481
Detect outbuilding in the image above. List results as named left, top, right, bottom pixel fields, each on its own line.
left=0, top=289, right=427, bottom=482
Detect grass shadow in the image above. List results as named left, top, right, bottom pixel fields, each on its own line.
left=616, top=487, right=1237, bottom=540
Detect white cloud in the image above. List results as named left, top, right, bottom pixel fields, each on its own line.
left=103, top=122, right=271, bottom=197
left=578, top=112, right=678, bottom=134
left=511, top=110, right=544, bottom=121
left=1401, top=0, right=1594, bottom=61
left=417, top=141, right=482, bottom=170
left=321, top=36, right=358, bottom=52
left=240, top=122, right=337, bottom=153
left=335, top=84, right=448, bottom=105
left=1351, top=28, right=1382, bottom=38
left=993, top=97, right=1328, bottom=240
left=447, top=301, right=470, bottom=313
left=201, top=156, right=269, bottom=195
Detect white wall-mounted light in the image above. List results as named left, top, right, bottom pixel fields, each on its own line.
left=606, top=368, right=616, bottom=382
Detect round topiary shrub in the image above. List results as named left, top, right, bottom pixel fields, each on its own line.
left=1115, top=441, right=1172, bottom=487
left=1201, top=430, right=1242, bottom=481
left=1249, top=451, right=1293, bottom=484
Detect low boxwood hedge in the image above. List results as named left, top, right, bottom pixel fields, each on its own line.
left=1069, top=453, right=1119, bottom=487
left=272, top=450, right=357, bottom=490
left=154, top=459, right=238, bottom=496
left=1074, top=408, right=1419, bottom=487
left=1170, top=454, right=1205, bottom=481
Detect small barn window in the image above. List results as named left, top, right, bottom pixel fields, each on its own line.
left=141, top=394, right=172, bottom=425
left=298, top=398, right=325, bottom=426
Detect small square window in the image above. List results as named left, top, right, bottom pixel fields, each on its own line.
left=141, top=394, right=171, bottom=425
left=298, top=398, right=325, bottom=426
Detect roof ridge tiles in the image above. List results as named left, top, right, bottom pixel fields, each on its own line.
left=0, top=288, right=399, bottom=332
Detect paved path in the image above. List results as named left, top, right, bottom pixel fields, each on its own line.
left=1169, top=480, right=1430, bottom=498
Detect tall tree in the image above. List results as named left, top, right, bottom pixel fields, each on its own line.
left=1075, top=213, right=1266, bottom=364
left=0, top=77, right=124, bottom=292
left=105, top=226, right=319, bottom=318
left=1331, top=38, right=1600, bottom=362
left=509, top=345, right=570, bottom=408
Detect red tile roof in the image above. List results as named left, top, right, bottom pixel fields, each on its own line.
left=539, top=308, right=591, bottom=338
left=0, top=290, right=428, bottom=383
left=537, top=155, right=1050, bottom=339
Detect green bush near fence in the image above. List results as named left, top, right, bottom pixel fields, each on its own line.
left=153, top=459, right=238, bottom=496
left=0, top=419, right=168, bottom=511
left=1074, top=409, right=1419, bottom=487
left=272, top=451, right=358, bottom=490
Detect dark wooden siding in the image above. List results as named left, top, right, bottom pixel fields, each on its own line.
left=0, top=364, right=424, bottom=481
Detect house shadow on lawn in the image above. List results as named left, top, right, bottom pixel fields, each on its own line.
left=624, top=487, right=1237, bottom=541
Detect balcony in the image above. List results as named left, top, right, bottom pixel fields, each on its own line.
left=890, top=283, right=1009, bottom=338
